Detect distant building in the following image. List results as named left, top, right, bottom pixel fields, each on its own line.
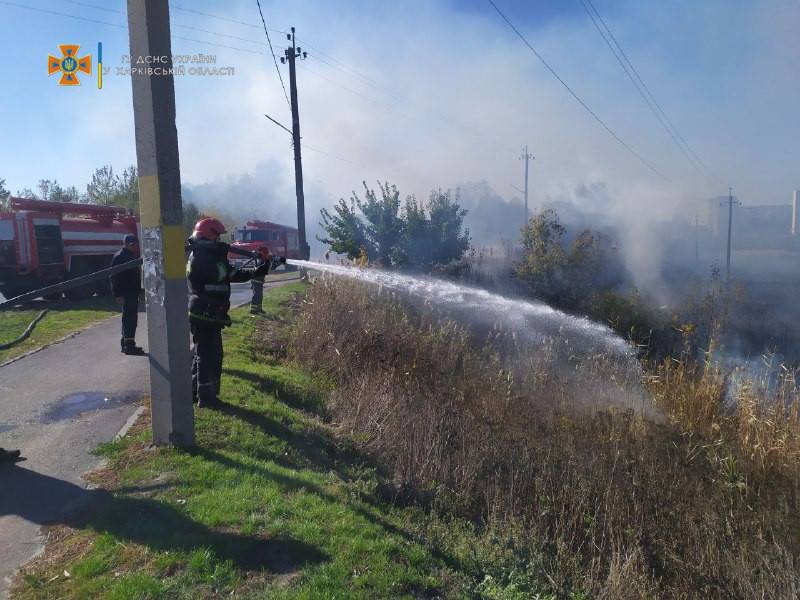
left=706, top=195, right=794, bottom=249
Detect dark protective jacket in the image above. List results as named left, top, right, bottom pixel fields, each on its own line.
left=187, top=240, right=255, bottom=326
left=110, top=247, right=142, bottom=297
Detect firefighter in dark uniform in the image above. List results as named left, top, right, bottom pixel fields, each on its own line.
left=250, top=274, right=265, bottom=314
left=110, top=234, right=145, bottom=355
left=187, top=218, right=271, bottom=408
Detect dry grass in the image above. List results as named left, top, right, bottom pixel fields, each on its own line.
left=293, top=276, right=800, bottom=598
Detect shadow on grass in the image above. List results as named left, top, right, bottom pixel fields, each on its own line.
left=200, top=404, right=470, bottom=575
left=1, top=465, right=327, bottom=573
left=195, top=446, right=430, bottom=559
left=216, top=400, right=335, bottom=473
left=224, top=367, right=325, bottom=415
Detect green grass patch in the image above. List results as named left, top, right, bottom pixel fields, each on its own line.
left=0, top=295, right=120, bottom=363
left=11, top=282, right=498, bottom=599
left=263, top=271, right=303, bottom=283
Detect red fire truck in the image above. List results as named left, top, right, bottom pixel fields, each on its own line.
left=228, top=220, right=300, bottom=270
left=0, top=197, right=140, bottom=300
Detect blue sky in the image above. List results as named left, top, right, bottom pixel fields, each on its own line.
left=0, top=0, right=797, bottom=238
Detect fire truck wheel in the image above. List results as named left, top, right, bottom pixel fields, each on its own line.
left=64, top=261, right=96, bottom=301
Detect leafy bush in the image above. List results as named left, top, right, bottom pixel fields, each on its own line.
left=318, top=181, right=470, bottom=272
left=514, top=208, right=622, bottom=311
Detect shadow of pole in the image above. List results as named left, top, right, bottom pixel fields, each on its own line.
left=0, top=465, right=327, bottom=573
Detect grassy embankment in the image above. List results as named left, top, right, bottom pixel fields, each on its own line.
left=0, top=296, right=119, bottom=363
left=12, top=283, right=488, bottom=599
left=12, top=276, right=800, bottom=599
left=292, top=278, right=800, bottom=598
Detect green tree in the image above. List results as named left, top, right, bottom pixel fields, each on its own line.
left=116, top=166, right=139, bottom=212
left=182, top=200, right=206, bottom=237
left=317, top=197, right=368, bottom=260
left=33, top=179, right=82, bottom=203
left=514, top=208, right=612, bottom=310
left=86, top=165, right=117, bottom=206
left=319, top=182, right=405, bottom=265
left=355, top=181, right=406, bottom=266
left=53, top=185, right=82, bottom=203
left=15, top=188, right=38, bottom=200
left=405, top=188, right=470, bottom=272
left=0, top=178, right=9, bottom=211
left=319, top=182, right=471, bottom=272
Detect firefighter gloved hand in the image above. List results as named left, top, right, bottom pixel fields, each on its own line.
left=254, top=262, right=271, bottom=278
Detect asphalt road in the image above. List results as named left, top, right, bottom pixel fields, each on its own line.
left=0, top=278, right=297, bottom=598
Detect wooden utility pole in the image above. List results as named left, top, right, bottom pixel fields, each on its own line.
left=721, top=187, right=740, bottom=280
left=520, top=146, right=534, bottom=224
left=127, top=0, right=194, bottom=446
left=282, top=27, right=310, bottom=260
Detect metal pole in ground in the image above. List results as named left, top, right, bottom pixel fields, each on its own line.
left=126, top=0, right=194, bottom=447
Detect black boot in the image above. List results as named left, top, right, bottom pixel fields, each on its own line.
left=123, top=343, right=146, bottom=355
left=196, top=384, right=220, bottom=409
left=0, top=448, right=21, bottom=462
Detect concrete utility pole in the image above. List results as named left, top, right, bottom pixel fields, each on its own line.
left=721, top=187, right=740, bottom=280
left=127, top=0, right=194, bottom=447
left=520, top=146, right=534, bottom=224
left=282, top=27, right=310, bottom=261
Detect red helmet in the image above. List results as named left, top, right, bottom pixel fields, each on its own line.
left=193, top=218, right=226, bottom=241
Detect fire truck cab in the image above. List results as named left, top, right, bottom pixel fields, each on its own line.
left=228, top=220, right=299, bottom=270
left=0, top=197, right=140, bottom=300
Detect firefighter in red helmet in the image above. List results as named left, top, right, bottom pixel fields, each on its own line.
left=187, top=218, right=271, bottom=408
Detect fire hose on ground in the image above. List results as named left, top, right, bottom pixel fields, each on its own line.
left=0, top=259, right=143, bottom=352
left=0, top=247, right=286, bottom=351
left=0, top=309, right=49, bottom=351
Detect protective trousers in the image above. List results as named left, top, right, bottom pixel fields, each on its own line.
left=120, top=293, right=139, bottom=350
left=250, top=277, right=264, bottom=312
left=191, top=320, right=224, bottom=407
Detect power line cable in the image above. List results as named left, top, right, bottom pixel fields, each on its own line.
left=577, top=0, right=710, bottom=185
left=255, top=0, right=291, bottom=110
left=1, top=0, right=272, bottom=56
left=582, top=0, right=723, bottom=186
left=12, top=1, right=512, bottom=161
left=262, top=113, right=384, bottom=175
left=303, top=53, right=517, bottom=154
left=299, top=61, right=516, bottom=154
left=0, top=0, right=125, bottom=29
left=486, top=0, right=666, bottom=179
left=306, top=54, right=405, bottom=102
left=43, top=0, right=515, bottom=158
left=298, top=38, right=400, bottom=98
left=301, top=142, right=382, bottom=174
left=57, top=0, right=272, bottom=46
left=298, top=64, right=392, bottom=109
left=172, top=3, right=283, bottom=33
